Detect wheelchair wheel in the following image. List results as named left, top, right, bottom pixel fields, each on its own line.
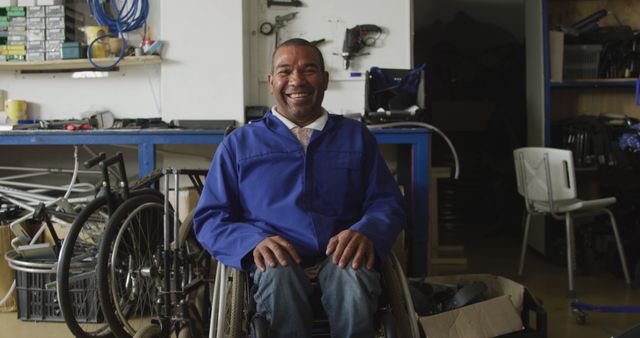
left=97, top=194, right=168, bottom=338
left=250, top=316, right=269, bottom=338
left=381, top=253, right=421, bottom=338
left=210, top=265, right=246, bottom=338
left=57, top=195, right=114, bottom=338
left=379, top=311, right=397, bottom=338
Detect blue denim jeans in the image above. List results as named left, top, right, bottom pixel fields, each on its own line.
left=252, top=254, right=382, bottom=338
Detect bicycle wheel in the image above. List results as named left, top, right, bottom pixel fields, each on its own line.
left=57, top=189, right=162, bottom=338
left=57, top=195, right=114, bottom=338
left=97, top=194, right=168, bottom=338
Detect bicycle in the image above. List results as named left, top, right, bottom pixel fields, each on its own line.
left=56, top=152, right=164, bottom=338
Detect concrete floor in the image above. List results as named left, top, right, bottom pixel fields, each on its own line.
left=1, top=225, right=639, bottom=337
left=429, top=223, right=640, bottom=338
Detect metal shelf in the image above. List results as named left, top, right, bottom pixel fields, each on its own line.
left=550, top=78, right=637, bottom=89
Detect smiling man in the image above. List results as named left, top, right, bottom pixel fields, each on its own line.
left=194, top=38, right=406, bottom=338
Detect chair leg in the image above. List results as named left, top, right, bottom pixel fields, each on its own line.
left=518, top=212, right=532, bottom=276
left=605, top=209, right=631, bottom=285
left=565, top=214, right=577, bottom=298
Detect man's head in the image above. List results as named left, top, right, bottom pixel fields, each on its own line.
left=268, top=38, right=329, bottom=127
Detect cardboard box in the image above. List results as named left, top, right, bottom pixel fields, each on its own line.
left=419, top=274, right=525, bottom=338
left=0, top=225, right=17, bottom=312
left=167, top=187, right=200, bottom=222
left=549, top=30, right=564, bottom=82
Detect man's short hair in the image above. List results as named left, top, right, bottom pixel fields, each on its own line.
left=272, top=38, right=325, bottom=72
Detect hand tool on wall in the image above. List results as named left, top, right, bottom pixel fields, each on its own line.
left=267, top=0, right=302, bottom=7
left=259, top=12, right=298, bottom=49
left=339, top=24, right=382, bottom=69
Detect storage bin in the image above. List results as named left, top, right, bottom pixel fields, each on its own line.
left=563, top=44, right=602, bottom=79
left=61, top=41, right=80, bottom=59
left=15, top=269, right=100, bottom=322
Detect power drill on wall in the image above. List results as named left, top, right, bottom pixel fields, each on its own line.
left=340, top=24, right=382, bottom=69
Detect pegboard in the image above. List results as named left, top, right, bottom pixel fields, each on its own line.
left=244, top=0, right=412, bottom=115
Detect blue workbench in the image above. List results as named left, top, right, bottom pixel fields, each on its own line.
left=0, top=128, right=430, bottom=276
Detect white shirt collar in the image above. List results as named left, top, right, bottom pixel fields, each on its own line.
left=271, top=106, right=328, bottom=131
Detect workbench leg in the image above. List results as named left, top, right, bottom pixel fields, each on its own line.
left=138, top=143, right=155, bottom=178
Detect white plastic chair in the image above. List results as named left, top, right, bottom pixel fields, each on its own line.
left=513, top=147, right=631, bottom=297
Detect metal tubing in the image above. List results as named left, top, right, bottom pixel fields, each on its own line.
left=216, top=264, right=228, bottom=338
left=162, top=172, right=171, bottom=318
left=606, top=209, right=631, bottom=284
left=210, top=263, right=222, bottom=338
left=0, top=185, right=57, bottom=203
left=0, top=180, right=95, bottom=193
left=565, top=213, right=576, bottom=297
left=518, top=213, right=532, bottom=276
left=173, top=170, right=181, bottom=304
left=0, top=165, right=100, bottom=175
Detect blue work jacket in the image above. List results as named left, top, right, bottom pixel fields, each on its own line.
left=194, top=111, right=406, bottom=271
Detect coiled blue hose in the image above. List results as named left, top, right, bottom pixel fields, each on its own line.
left=85, top=0, right=149, bottom=70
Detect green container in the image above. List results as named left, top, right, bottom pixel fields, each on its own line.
left=7, top=7, right=25, bottom=17
left=6, top=54, right=26, bottom=61
left=7, top=11, right=26, bottom=17
left=62, top=41, right=81, bottom=59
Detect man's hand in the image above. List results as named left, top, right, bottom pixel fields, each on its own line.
left=325, top=230, right=375, bottom=270
left=253, top=236, right=301, bottom=272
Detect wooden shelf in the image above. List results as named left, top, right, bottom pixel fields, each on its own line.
left=0, top=55, right=161, bottom=72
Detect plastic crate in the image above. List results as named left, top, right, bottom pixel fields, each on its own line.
left=563, top=44, right=602, bottom=79
left=15, top=269, right=100, bottom=322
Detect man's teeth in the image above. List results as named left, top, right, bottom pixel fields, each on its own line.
left=288, top=93, right=309, bottom=98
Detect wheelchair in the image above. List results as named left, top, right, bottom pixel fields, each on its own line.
left=208, top=252, right=421, bottom=338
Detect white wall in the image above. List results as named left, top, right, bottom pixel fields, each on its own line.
left=160, top=0, right=245, bottom=123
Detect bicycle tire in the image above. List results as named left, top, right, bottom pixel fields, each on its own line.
left=58, top=189, right=163, bottom=338
left=96, top=194, right=167, bottom=338
left=57, top=194, right=114, bottom=338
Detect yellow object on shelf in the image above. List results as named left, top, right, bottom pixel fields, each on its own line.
left=4, top=99, right=27, bottom=123
left=84, top=25, right=109, bottom=58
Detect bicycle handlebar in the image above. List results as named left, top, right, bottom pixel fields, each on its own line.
left=83, top=152, right=106, bottom=169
